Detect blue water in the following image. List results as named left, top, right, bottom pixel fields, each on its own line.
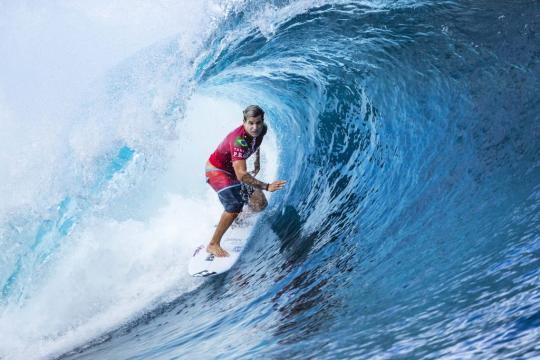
left=1, top=1, right=540, bottom=359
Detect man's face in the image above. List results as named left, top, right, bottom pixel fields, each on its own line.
left=243, top=115, right=264, bottom=137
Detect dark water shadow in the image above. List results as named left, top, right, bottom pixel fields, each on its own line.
left=271, top=205, right=318, bottom=266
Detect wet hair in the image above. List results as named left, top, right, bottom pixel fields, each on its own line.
left=243, top=105, right=265, bottom=122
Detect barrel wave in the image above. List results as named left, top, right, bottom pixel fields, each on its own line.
left=1, top=1, right=539, bottom=359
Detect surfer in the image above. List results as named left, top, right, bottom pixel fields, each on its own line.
left=205, top=105, right=287, bottom=257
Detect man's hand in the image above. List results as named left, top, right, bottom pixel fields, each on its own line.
left=267, top=180, right=287, bottom=192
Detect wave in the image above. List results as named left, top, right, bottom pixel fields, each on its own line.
left=1, top=0, right=539, bottom=359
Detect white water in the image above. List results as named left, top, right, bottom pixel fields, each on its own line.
left=0, top=0, right=233, bottom=223
left=0, top=1, right=280, bottom=358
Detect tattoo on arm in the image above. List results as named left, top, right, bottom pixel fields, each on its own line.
left=241, top=173, right=267, bottom=190
left=253, top=149, right=260, bottom=171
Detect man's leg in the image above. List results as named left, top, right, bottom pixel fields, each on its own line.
left=207, top=211, right=239, bottom=257
left=248, top=189, right=268, bottom=212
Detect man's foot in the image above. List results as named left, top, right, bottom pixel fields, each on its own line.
left=207, top=244, right=230, bottom=257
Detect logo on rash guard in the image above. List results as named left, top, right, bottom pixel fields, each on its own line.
left=235, top=137, right=248, bottom=147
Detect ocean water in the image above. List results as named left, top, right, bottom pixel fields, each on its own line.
left=1, top=1, right=539, bottom=359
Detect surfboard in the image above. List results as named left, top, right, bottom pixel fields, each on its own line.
left=188, top=221, right=251, bottom=277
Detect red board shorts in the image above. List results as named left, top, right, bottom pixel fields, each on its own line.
left=205, top=163, right=254, bottom=213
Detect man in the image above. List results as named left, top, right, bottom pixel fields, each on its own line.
left=205, top=105, right=286, bottom=257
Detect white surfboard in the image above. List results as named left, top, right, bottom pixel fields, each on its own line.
left=188, top=221, right=251, bottom=277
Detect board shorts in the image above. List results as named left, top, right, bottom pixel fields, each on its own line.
left=205, top=162, right=254, bottom=213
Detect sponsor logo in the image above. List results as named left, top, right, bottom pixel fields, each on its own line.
left=193, top=245, right=204, bottom=257
left=233, top=150, right=246, bottom=158
left=193, top=270, right=217, bottom=277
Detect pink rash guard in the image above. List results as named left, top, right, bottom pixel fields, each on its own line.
left=206, top=124, right=267, bottom=192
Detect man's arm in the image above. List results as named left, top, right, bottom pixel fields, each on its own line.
left=233, top=159, right=287, bottom=192
left=233, top=159, right=268, bottom=190
left=252, top=148, right=260, bottom=176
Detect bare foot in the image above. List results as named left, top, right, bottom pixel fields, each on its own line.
left=207, top=244, right=230, bottom=257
